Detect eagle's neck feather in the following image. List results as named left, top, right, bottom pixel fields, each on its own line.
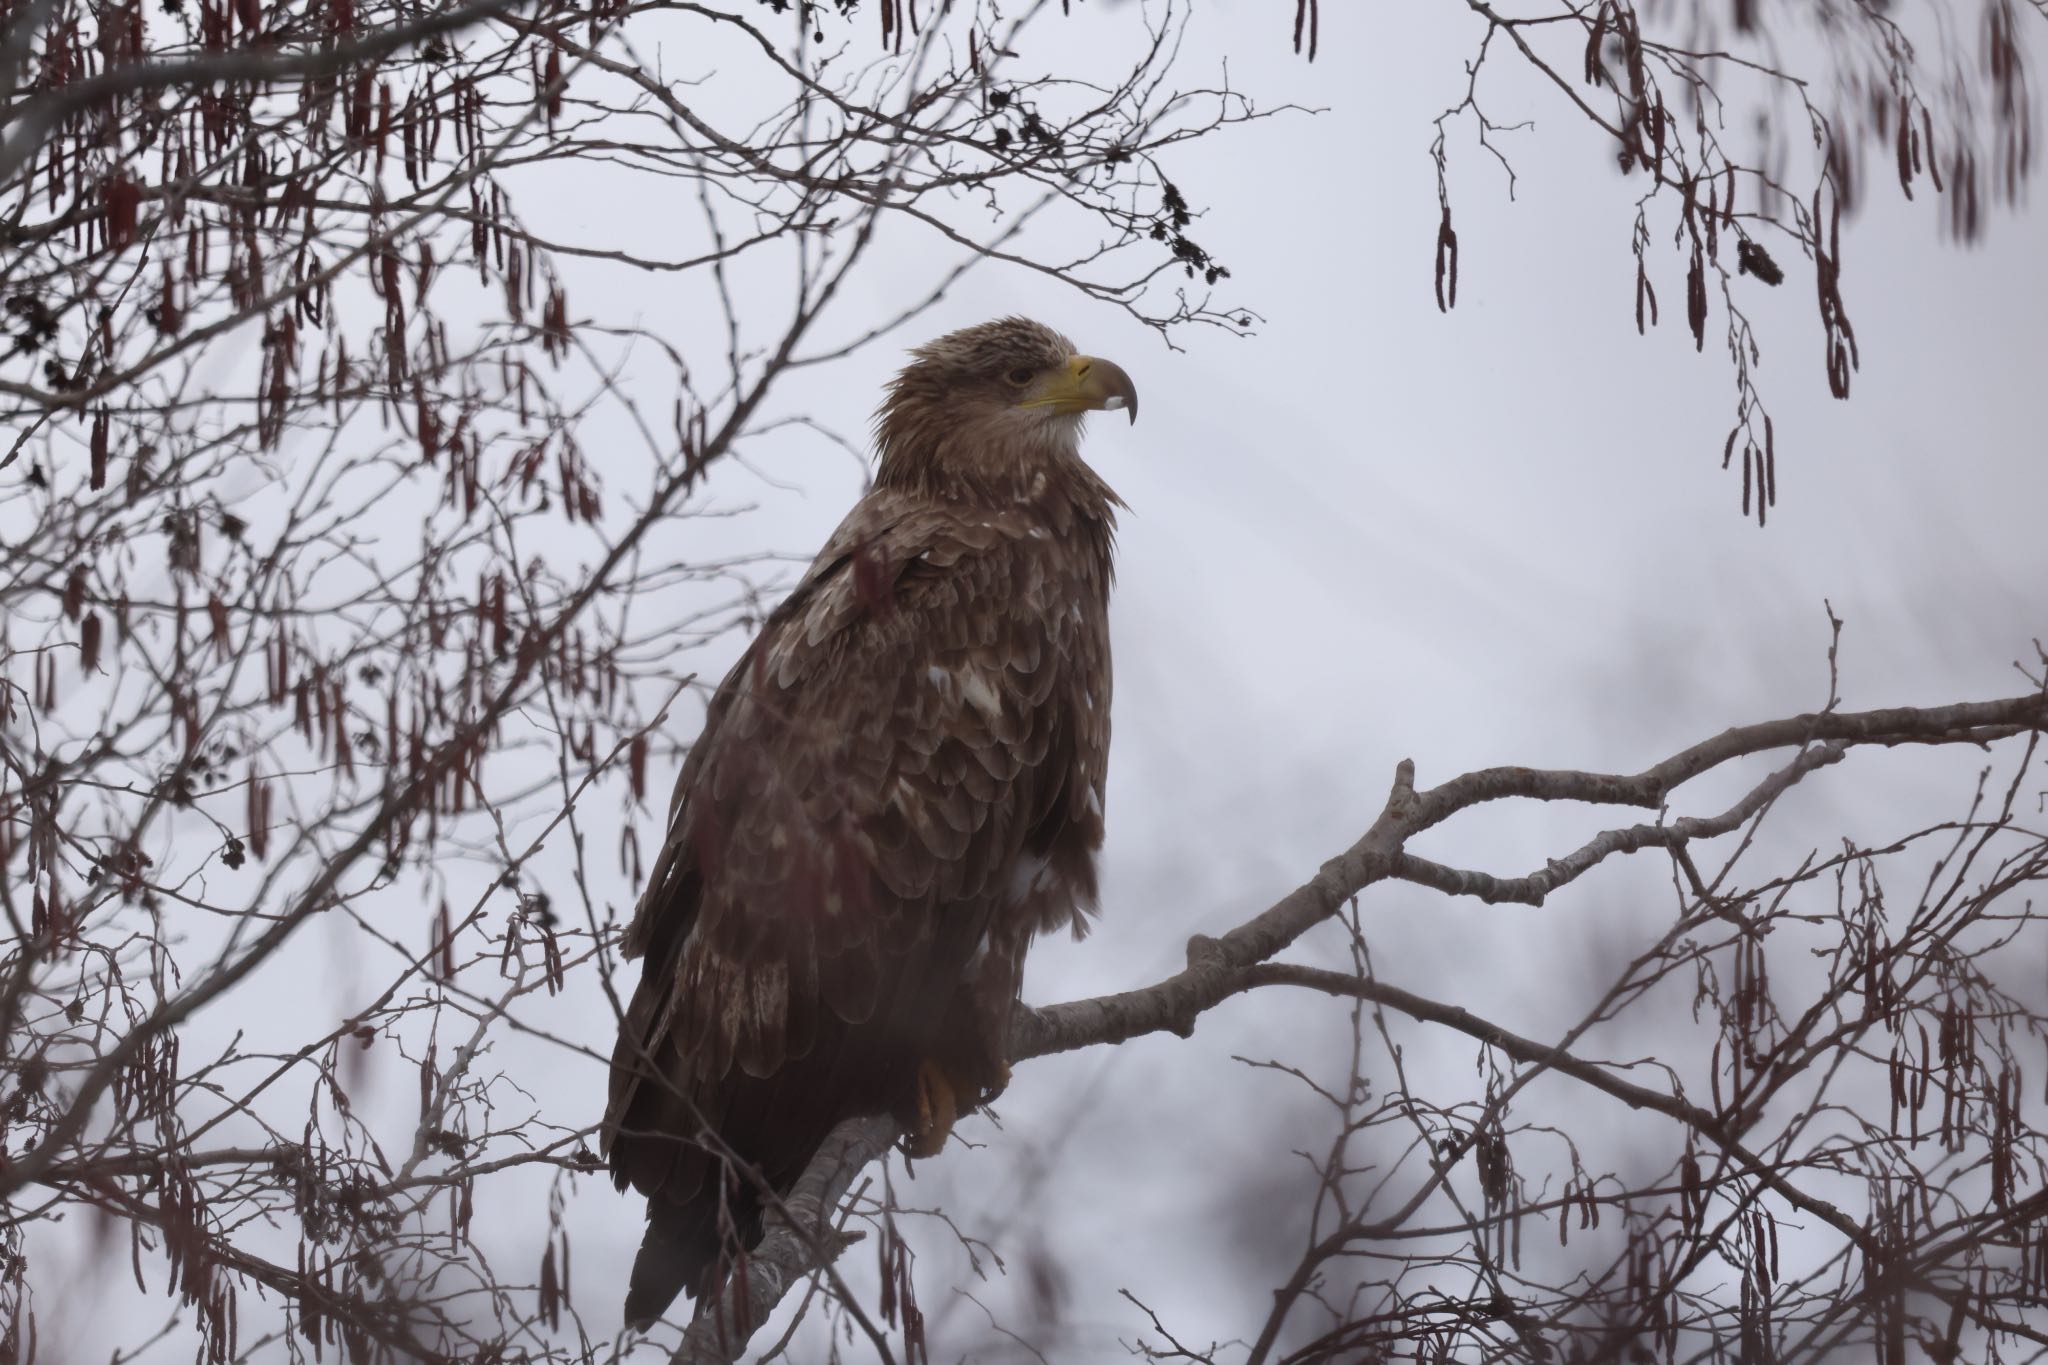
left=873, top=410, right=1121, bottom=525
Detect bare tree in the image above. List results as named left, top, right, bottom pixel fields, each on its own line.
left=0, top=0, right=1264, bottom=1357
left=1427, top=0, right=2038, bottom=521
left=3, top=0, right=2044, bottom=1363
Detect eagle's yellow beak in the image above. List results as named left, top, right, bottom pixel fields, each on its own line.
left=1026, top=354, right=1139, bottom=424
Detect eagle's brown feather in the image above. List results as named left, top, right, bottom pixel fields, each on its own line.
left=602, top=318, right=1125, bottom=1327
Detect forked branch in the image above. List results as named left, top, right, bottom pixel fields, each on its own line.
left=671, top=689, right=2048, bottom=1361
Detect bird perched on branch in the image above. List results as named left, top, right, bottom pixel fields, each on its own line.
left=603, top=316, right=1138, bottom=1328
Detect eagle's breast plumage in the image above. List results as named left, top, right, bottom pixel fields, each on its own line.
left=602, top=317, right=1133, bottom=1327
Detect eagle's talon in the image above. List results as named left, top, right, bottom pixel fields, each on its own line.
left=907, top=1059, right=957, bottom=1159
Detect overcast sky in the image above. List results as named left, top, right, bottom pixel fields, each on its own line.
left=548, top=2, right=2048, bottom=1355
left=29, top=0, right=2048, bottom=1359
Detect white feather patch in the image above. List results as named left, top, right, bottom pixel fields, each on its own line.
left=954, top=666, right=1002, bottom=718
left=1006, top=851, right=1053, bottom=905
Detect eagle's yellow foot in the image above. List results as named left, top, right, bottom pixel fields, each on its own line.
left=907, top=1059, right=958, bottom=1159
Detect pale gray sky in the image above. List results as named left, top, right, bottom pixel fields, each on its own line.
left=550, top=3, right=2048, bottom=1355
left=29, top=0, right=2048, bottom=1359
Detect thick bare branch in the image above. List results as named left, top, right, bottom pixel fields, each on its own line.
left=672, top=690, right=2048, bottom=1360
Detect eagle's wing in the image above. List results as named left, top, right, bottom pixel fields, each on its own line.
left=601, top=487, right=1108, bottom=1311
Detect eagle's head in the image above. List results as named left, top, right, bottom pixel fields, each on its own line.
left=874, top=317, right=1138, bottom=494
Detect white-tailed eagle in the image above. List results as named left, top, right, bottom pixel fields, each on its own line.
left=603, top=317, right=1136, bottom=1327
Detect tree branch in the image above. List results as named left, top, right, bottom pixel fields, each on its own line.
left=670, top=1114, right=897, bottom=1365
left=666, top=690, right=2048, bottom=1361
left=0, top=0, right=527, bottom=184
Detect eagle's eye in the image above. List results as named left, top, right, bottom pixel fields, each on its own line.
left=1004, top=366, right=1035, bottom=387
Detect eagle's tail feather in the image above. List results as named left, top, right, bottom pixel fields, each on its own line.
left=623, top=1188, right=763, bottom=1331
